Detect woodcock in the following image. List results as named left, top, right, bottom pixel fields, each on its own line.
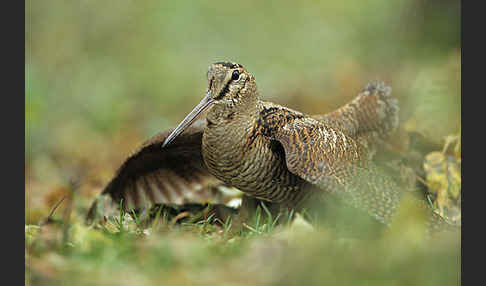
left=88, top=61, right=457, bottom=234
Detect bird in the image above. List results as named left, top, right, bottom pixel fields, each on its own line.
left=87, top=61, right=457, bottom=234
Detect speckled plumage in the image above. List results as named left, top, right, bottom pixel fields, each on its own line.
left=199, top=63, right=400, bottom=222
left=89, top=62, right=456, bottom=234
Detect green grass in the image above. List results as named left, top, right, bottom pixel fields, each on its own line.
left=26, top=199, right=460, bottom=286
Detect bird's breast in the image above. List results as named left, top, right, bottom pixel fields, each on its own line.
left=201, top=121, right=309, bottom=205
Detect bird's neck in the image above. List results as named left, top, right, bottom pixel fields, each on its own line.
left=202, top=97, right=262, bottom=164
left=206, top=97, right=260, bottom=131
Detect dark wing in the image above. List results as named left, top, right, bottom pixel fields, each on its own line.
left=95, top=119, right=224, bottom=211
left=272, top=118, right=453, bottom=230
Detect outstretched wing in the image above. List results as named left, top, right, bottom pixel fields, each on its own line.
left=312, top=81, right=399, bottom=147
left=272, top=118, right=451, bottom=229
left=94, top=119, right=224, bottom=211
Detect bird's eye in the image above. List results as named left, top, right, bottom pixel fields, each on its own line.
left=231, top=70, right=240, bottom=81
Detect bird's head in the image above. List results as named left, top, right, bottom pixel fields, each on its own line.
left=162, top=62, right=259, bottom=147
left=206, top=62, right=257, bottom=106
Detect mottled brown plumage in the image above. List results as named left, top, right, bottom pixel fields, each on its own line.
left=88, top=61, right=457, bottom=234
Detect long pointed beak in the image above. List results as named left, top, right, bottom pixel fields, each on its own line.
left=162, top=92, right=214, bottom=148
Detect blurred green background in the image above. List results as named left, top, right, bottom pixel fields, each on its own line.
left=26, top=1, right=460, bottom=285
left=26, top=0, right=461, bottom=223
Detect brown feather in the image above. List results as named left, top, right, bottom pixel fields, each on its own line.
left=96, top=119, right=224, bottom=212
left=87, top=62, right=458, bottom=235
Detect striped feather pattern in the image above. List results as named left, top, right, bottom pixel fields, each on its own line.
left=100, top=119, right=225, bottom=211
left=312, top=81, right=399, bottom=150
